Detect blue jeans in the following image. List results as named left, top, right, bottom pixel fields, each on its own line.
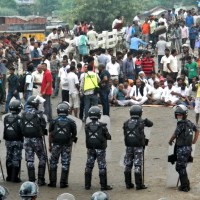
left=84, top=94, right=98, bottom=119
left=43, top=95, right=52, bottom=122
left=99, top=89, right=110, bottom=116
left=5, top=91, right=20, bottom=113
left=24, top=90, right=33, bottom=111
left=52, top=73, right=59, bottom=96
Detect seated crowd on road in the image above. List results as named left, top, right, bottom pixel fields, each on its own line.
left=0, top=7, right=199, bottom=122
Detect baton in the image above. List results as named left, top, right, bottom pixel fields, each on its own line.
left=42, top=136, right=50, bottom=178
left=142, top=148, right=145, bottom=185
left=0, top=159, right=5, bottom=181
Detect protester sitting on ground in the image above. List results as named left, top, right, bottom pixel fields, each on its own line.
left=123, top=80, right=132, bottom=99
left=138, top=71, right=152, bottom=92
left=172, top=82, right=190, bottom=106
left=147, top=80, right=164, bottom=105
left=188, top=76, right=198, bottom=105
left=148, top=71, right=160, bottom=87
left=129, top=79, right=148, bottom=105
left=108, top=79, right=118, bottom=105
left=113, top=83, right=131, bottom=106
left=161, top=79, right=179, bottom=106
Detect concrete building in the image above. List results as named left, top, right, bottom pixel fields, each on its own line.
left=15, top=0, right=35, bottom=5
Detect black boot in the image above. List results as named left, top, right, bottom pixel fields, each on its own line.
left=28, top=168, right=36, bottom=182
left=85, top=172, right=92, bottom=190
left=135, top=173, right=147, bottom=190
left=178, top=175, right=189, bottom=192
left=6, top=162, right=12, bottom=182
left=60, top=169, right=69, bottom=188
left=38, top=166, right=46, bottom=186
left=99, top=171, right=113, bottom=190
left=11, top=166, right=21, bottom=183
left=48, top=169, right=57, bottom=187
left=124, top=171, right=134, bottom=189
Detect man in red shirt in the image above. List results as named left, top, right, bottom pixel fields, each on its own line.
left=41, top=62, right=53, bottom=122
left=141, top=51, right=155, bottom=78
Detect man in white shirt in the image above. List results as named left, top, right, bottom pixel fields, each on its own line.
left=155, top=36, right=167, bottom=70
left=67, top=65, right=80, bottom=118
left=87, top=26, right=98, bottom=50
left=168, top=49, right=179, bottom=81
left=32, top=64, right=44, bottom=96
left=129, top=79, right=148, bottom=105
left=160, top=48, right=171, bottom=78
left=158, top=14, right=168, bottom=28
left=47, top=28, right=58, bottom=42
left=58, top=59, right=70, bottom=102
left=24, top=63, right=34, bottom=111
left=147, top=81, right=163, bottom=105
left=161, top=80, right=179, bottom=106
left=106, top=56, right=120, bottom=80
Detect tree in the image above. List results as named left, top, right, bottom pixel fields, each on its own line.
left=0, top=0, right=16, bottom=8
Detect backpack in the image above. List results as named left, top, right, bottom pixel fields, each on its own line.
left=21, top=112, right=41, bottom=138
left=17, top=73, right=30, bottom=93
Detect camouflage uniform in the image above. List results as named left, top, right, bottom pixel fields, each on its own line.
left=173, top=119, right=197, bottom=191
left=49, top=145, right=71, bottom=170
left=6, top=141, right=23, bottom=168
left=22, top=108, right=47, bottom=183
left=24, top=138, right=46, bottom=169
left=84, top=120, right=112, bottom=190
left=85, top=149, right=106, bottom=174
left=48, top=115, right=77, bottom=188
left=124, top=147, right=143, bottom=174
left=174, top=120, right=197, bottom=176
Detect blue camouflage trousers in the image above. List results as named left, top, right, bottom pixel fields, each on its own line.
left=24, top=138, right=46, bottom=169
left=85, top=149, right=107, bottom=174
left=49, top=144, right=71, bottom=171
left=176, top=146, right=192, bottom=176
left=5, top=141, right=23, bottom=167
left=124, top=147, right=143, bottom=174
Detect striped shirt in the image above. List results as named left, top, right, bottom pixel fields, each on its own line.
left=141, top=57, right=155, bottom=77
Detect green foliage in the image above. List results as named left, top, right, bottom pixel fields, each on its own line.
left=0, top=0, right=17, bottom=8
left=0, top=8, right=18, bottom=16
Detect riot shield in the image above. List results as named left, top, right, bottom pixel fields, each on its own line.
left=68, top=115, right=83, bottom=134
left=166, top=144, right=196, bottom=187
left=86, top=115, right=112, bottom=161
left=57, top=193, right=75, bottom=200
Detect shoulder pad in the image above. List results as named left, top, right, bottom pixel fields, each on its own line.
left=100, top=122, right=107, bottom=126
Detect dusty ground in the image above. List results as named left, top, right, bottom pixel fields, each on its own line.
left=0, top=99, right=200, bottom=200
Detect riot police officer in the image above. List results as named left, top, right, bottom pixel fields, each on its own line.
left=21, top=95, right=47, bottom=186
left=169, top=105, right=199, bottom=192
left=3, top=100, right=23, bottom=182
left=91, top=191, right=109, bottom=200
left=0, top=186, right=9, bottom=200
left=48, top=102, right=77, bottom=188
left=123, top=105, right=153, bottom=190
left=85, top=106, right=112, bottom=190
left=19, top=181, right=39, bottom=200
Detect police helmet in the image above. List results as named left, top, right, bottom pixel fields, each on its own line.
left=19, top=181, right=38, bottom=198
left=174, top=105, right=188, bottom=119
left=57, top=102, right=70, bottom=116
left=27, top=96, right=40, bottom=109
left=0, top=186, right=9, bottom=200
left=91, top=191, right=109, bottom=200
left=9, top=100, right=22, bottom=114
left=88, top=106, right=101, bottom=119
left=57, top=193, right=75, bottom=200
left=129, top=105, right=143, bottom=118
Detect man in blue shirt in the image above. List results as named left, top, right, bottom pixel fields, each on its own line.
left=123, top=51, right=135, bottom=80
left=4, top=67, right=20, bottom=114
left=98, top=48, right=109, bottom=66
left=185, top=11, right=194, bottom=28
left=189, top=24, right=198, bottom=51
left=130, top=34, right=148, bottom=57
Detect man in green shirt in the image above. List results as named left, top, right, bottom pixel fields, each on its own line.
left=185, top=56, right=199, bottom=84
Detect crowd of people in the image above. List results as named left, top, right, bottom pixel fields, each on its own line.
left=0, top=5, right=200, bottom=200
